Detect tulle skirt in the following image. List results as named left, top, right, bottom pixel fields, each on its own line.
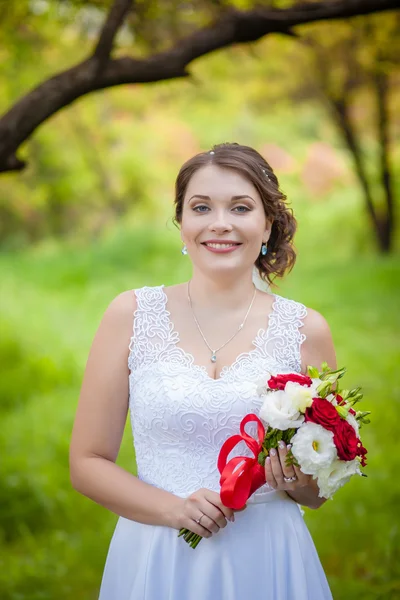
left=98, top=490, right=332, bottom=600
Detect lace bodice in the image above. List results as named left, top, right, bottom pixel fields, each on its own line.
left=128, top=285, right=307, bottom=501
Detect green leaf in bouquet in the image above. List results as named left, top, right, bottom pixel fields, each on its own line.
left=319, top=365, right=346, bottom=381
left=355, top=410, right=371, bottom=424
left=258, top=451, right=267, bottom=467
left=336, top=405, right=349, bottom=418
left=283, top=428, right=297, bottom=443
left=316, top=380, right=332, bottom=398
left=347, top=392, right=364, bottom=406
left=307, top=365, right=320, bottom=379
left=285, top=448, right=300, bottom=468
left=263, top=427, right=283, bottom=451
left=346, top=386, right=363, bottom=399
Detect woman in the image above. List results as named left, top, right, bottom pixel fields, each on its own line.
left=70, top=143, right=335, bottom=599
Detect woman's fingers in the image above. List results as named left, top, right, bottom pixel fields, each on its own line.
left=266, top=443, right=300, bottom=490
left=293, top=463, right=312, bottom=487
left=278, top=441, right=297, bottom=480
left=205, top=490, right=235, bottom=523
left=265, top=454, right=277, bottom=488
left=269, top=447, right=286, bottom=487
left=195, top=511, right=221, bottom=534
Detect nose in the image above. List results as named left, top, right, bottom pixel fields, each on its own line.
left=208, top=210, right=233, bottom=233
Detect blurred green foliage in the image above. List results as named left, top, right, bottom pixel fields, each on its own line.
left=1, top=217, right=399, bottom=599
left=1, top=2, right=400, bottom=599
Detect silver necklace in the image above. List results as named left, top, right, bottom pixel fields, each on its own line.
left=187, top=281, right=257, bottom=363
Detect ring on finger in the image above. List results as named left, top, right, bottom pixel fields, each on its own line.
left=195, top=513, right=205, bottom=525
left=283, top=475, right=297, bottom=483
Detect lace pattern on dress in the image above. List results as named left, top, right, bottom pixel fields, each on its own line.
left=128, top=285, right=308, bottom=500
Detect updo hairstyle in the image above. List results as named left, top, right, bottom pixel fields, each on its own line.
left=172, top=142, right=297, bottom=286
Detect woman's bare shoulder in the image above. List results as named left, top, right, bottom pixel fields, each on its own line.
left=272, top=292, right=330, bottom=332
left=299, top=304, right=337, bottom=371
left=301, top=305, right=332, bottom=339
left=98, top=290, right=137, bottom=334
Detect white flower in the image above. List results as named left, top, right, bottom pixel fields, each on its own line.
left=259, top=390, right=305, bottom=430
left=255, top=372, right=276, bottom=396
left=284, top=381, right=314, bottom=413
left=326, top=392, right=337, bottom=404
left=316, top=458, right=361, bottom=499
left=345, top=413, right=360, bottom=436
left=310, top=378, right=324, bottom=396
left=291, top=422, right=337, bottom=476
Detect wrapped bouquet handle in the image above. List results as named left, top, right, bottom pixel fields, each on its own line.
left=218, top=413, right=266, bottom=510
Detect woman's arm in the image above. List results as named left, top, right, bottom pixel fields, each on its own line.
left=69, top=291, right=183, bottom=528
left=286, top=307, right=338, bottom=509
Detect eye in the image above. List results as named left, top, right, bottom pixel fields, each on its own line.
left=193, top=205, right=209, bottom=212
left=193, top=205, right=251, bottom=213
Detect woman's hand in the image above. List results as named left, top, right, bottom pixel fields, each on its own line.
left=171, top=488, right=236, bottom=538
left=265, top=441, right=313, bottom=491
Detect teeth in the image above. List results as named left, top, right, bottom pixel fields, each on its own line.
left=205, top=243, right=238, bottom=249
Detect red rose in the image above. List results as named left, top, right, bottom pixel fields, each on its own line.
left=333, top=419, right=359, bottom=461
left=305, top=398, right=341, bottom=432
left=356, top=442, right=368, bottom=467
left=267, top=373, right=312, bottom=390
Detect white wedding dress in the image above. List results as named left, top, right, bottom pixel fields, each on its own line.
left=99, top=285, right=332, bottom=600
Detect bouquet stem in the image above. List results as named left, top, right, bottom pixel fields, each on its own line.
left=178, top=528, right=203, bottom=548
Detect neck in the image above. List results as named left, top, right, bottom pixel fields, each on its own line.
left=187, top=271, right=256, bottom=312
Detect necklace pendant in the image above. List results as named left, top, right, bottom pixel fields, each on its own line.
left=211, top=353, right=217, bottom=363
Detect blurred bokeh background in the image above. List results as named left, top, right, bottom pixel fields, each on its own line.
left=0, top=1, right=399, bottom=598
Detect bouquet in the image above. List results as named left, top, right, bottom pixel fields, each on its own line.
left=178, top=362, right=370, bottom=548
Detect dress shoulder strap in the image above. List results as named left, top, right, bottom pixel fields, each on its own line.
left=128, top=285, right=176, bottom=372
left=265, top=294, right=308, bottom=373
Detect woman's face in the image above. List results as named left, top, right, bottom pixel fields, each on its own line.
left=180, top=164, right=272, bottom=279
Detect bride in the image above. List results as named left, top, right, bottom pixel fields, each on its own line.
left=70, top=142, right=335, bottom=599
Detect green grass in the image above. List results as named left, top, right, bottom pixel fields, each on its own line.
left=0, top=218, right=399, bottom=599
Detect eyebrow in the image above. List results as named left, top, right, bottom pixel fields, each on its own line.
left=188, top=194, right=256, bottom=204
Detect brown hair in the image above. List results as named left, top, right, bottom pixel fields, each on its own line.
left=173, top=142, right=297, bottom=286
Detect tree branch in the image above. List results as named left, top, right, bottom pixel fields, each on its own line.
left=0, top=0, right=398, bottom=173
left=93, top=0, right=133, bottom=65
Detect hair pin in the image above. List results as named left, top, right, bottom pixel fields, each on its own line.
left=262, top=168, right=271, bottom=181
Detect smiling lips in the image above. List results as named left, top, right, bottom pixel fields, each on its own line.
left=202, top=241, right=242, bottom=253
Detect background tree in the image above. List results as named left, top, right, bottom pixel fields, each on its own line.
left=299, top=13, right=400, bottom=252
left=0, top=0, right=397, bottom=174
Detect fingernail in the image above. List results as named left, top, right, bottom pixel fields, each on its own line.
left=270, top=448, right=277, bottom=456
left=278, top=441, right=285, bottom=450
left=287, top=444, right=292, bottom=450
left=266, top=456, right=271, bottom=463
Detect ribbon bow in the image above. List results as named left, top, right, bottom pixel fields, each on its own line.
left=217, top=413, right=266, bottom=510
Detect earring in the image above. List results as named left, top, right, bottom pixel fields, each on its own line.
left=261, top=243, right=268, bottom=256
left=181, top=244, right=188, bottom=255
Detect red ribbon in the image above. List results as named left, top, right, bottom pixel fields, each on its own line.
left=217, top=413, right=266, bottom=510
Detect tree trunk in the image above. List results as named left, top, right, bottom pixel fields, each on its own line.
left=374, top=65, right=395, bottom=253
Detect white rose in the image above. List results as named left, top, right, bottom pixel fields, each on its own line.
left=259, top=390, right=305, bottom=430
left=284, top=381, right=314, bottom=413
left=291, top=422, right=337, bottom=476
left=316, top=458, right=361, bottom=499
